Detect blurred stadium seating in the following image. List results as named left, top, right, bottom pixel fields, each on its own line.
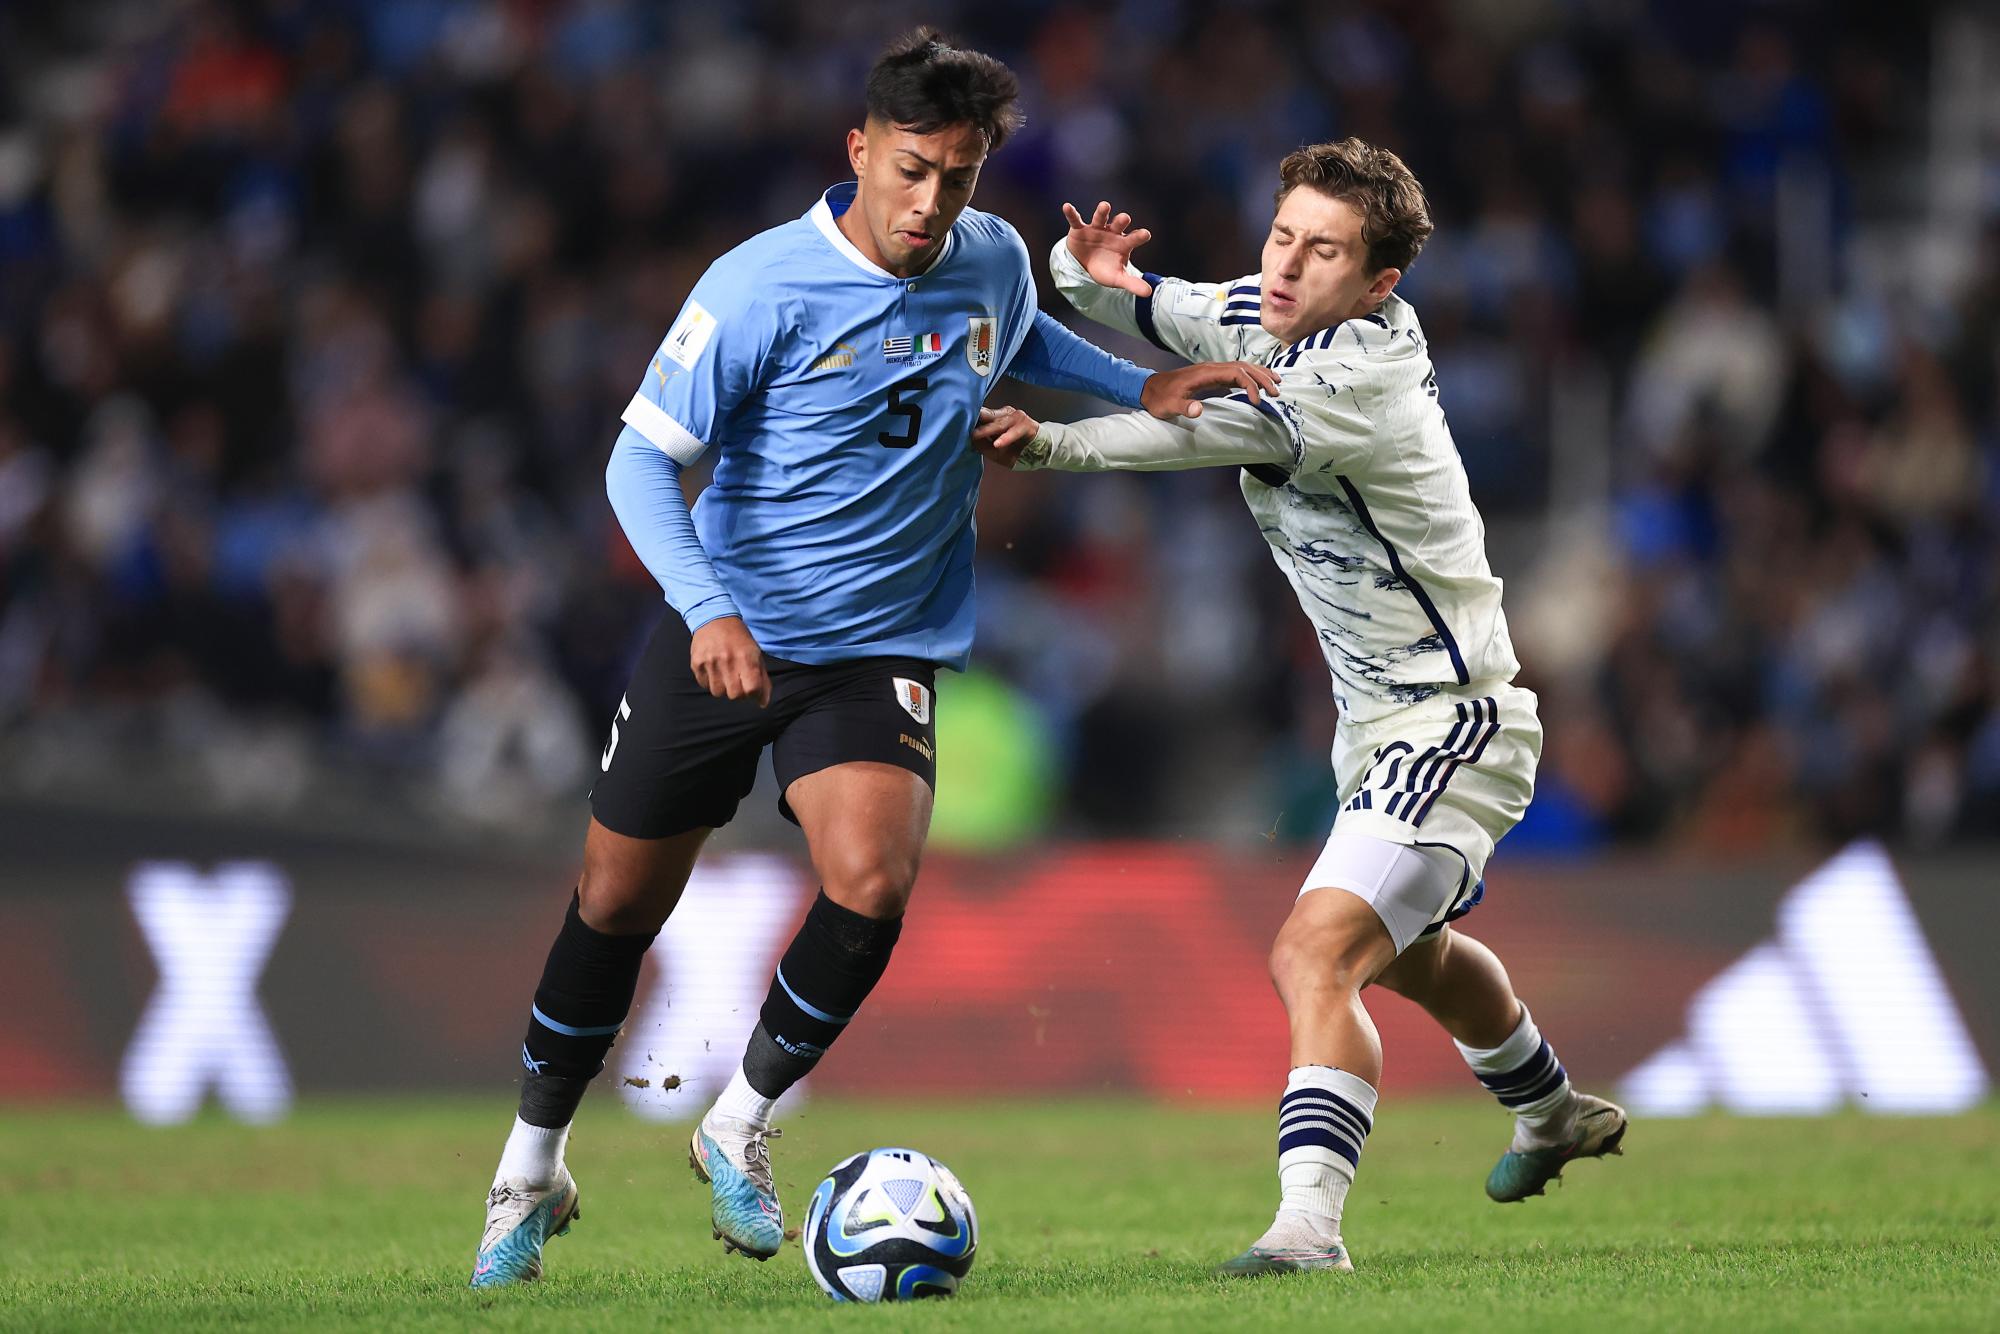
left=0, top=0, right=1995, bottom=860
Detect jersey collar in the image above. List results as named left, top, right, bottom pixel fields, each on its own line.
left=809, top=182, right=957, bottom=281
left=1273, top=293, right=1411, bottom=361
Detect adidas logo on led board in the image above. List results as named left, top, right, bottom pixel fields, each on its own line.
left=1622, top=841, right=1988, bottom=1116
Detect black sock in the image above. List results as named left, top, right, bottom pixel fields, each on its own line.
left=517, top=891, right=658, bottom=1129
left=740, top=890, right=902, bottom=1099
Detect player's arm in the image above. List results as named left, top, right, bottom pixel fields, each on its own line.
left=611, top=268, right=786, bottom=706
left=993, top=216, right=1276, bottom=417
left=1008, top=309, right=1279, bottom=419
left=1005, top=309, right=1148, bottom=406
left=974, top=358, right=1373, bottom=476
left=1051, top=201, right=1272, bottom=365
left=975, top=396, right=1297, bottom=474
left=605, top=429, right=735, bottom=630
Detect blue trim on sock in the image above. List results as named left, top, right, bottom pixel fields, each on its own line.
left=1279, top=1086, right=1374, bottom=1135
left=530, top=1004, right=624, bottom=1038
left=1278, top=1127, right=1362, bottom=1166
left=1282, top=1103, right=1370, bottom=1146
left=776, top=966, right=852, bottom=1025
left=1478, top=1041, right=1557, bottom=1093
left=1501, top=1065, right=1570, bottom=1109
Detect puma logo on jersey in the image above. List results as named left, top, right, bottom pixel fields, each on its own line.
left=812, top=342, right=858, bottom=372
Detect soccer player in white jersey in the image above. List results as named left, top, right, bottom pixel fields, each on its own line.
left=974, top=138, right=1628, bottom=1275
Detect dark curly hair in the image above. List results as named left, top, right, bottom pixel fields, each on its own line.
left=864, top=28, right=1024, bottom=153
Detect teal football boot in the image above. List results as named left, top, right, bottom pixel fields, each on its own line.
left=469, top=1169, right=579, bottom=1287
left=690, top=1115, right=785, bottom=1259
left=1486, top=1094, right=1628, bottom=1202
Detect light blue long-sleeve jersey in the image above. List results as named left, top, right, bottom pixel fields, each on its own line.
left=609, top=182, right=1150, bottom=671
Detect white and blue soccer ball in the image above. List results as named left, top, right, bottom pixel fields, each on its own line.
left=802, top=1146, right=978, bottom=1302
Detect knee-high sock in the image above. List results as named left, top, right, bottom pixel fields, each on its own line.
left=515, top=891, right=658, bottom=1131
left=1277, top=1065, right=1377, bottom=1230
left=1454, top=1004, right=1572, bottom=1127
left=728, top=890, right=902, bottom=1115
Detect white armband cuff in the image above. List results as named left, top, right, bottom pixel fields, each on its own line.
left=622, top=393, right=709, bottom=465
left=1017, top=428, right=1057, bottom=470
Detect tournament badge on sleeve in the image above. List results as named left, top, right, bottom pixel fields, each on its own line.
left=966, top=315, right=997, bottom=376
left=663, top=300, right=718, bottom=370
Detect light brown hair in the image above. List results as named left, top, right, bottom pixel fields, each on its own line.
left=1275, top=138, right=1434, bottom=275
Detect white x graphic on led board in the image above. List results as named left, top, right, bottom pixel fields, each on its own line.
left=120, top=862, right=294, bottom=1125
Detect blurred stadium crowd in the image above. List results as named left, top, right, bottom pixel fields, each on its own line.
left=1, top=0, right=1994, bottom=851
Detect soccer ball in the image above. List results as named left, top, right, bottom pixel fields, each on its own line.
left=802, top=1146, right=978, bottom=1302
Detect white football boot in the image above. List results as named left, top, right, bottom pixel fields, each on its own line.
left=1217, top=1209, right=1353, bottom=1276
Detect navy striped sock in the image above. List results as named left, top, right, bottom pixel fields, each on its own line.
left=1277, top=1066, right=1378, bottom=1224
left=1455, top=1005, right=1572, bottom=1124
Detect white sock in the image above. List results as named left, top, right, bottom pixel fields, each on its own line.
left=1454, top=1004, right=1573, bottom=1130
left=1276, top=1065, right=1378, bottom=1233
left=495, top=1116, right=568, bottom=1188
left=710, top=1065, right=777, bottom=1128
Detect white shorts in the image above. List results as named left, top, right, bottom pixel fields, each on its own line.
left=1298, top=683, right=1542, bottom=951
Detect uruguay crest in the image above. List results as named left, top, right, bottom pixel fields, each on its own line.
left=966, top=315, right=997, bottom=376
left=893, top=676, right=932, bottom=725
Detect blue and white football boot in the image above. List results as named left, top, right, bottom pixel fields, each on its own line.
left=690, top=1111, right=785, bottom=1260
left=1486, top=1091, right=1627, bottom=1202
left=1217, top=1210, right=1353, bottom=1276
left=469, top=1169, right=580, bottom=1288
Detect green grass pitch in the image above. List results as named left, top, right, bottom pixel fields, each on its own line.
left=2, top=1098, right=1995, bottom=1330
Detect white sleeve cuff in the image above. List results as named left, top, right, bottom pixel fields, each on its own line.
left=1048, top=237, right=1083, bottom=283
left=1017, top=425, right=1058, bottom=470
left=622, top=393, right=709, bottom=464
left=1047, top=238, right=1142, bottom=286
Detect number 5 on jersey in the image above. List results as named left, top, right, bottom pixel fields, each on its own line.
left=878, top=374, right=926, bottom=448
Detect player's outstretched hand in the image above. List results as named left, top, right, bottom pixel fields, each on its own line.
left=690, top=616, right=771, bottom=708
left=1141, top=360, right=1282, bottom=420
left=1064, top=201, right=1155, bottom=296
left=972, top=406, right=1042, bottom=468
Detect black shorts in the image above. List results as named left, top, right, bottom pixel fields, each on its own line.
left=589, top=613, right=940, bottom=839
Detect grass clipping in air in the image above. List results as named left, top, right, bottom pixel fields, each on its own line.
left=1, top=1098, right=1995, bottom=1331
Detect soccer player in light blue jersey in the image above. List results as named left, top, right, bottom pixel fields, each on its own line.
left=470, top=29, right=1279, bottom=1287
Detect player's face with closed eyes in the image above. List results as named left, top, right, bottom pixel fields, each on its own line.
left=846, top=118, right=987, bottom=277
left=1259, top=188, right=1400, bottom=344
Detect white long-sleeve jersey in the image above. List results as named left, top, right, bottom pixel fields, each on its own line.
left=1028, top=241, right=1520, bottom=727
